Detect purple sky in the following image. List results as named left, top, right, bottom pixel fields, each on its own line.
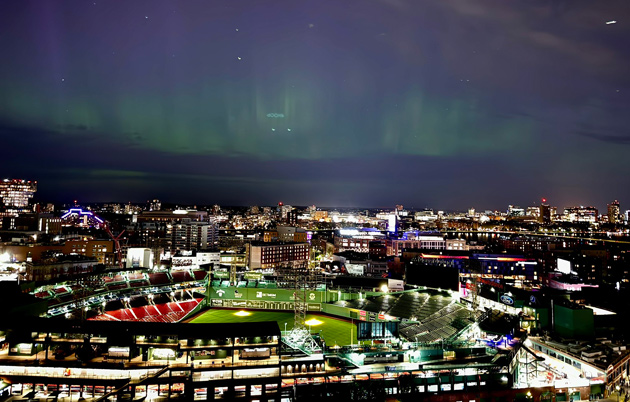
left=1, top=0, right=629, bottom=211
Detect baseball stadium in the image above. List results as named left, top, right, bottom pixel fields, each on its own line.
left=0, top=263, right=535, bottom=402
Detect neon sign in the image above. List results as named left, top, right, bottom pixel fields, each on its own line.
left=61, top=208, right=104, bottom=223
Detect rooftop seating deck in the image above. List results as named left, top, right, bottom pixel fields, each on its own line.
left=107, top=283, right=128, bottom=291
left=193, top=270, right=207, bottom=280
left=172, top=270, right=194, bottom=283
left=149, top=272, right=170, bottom=285
left=127, top=273, right=145, bottom=281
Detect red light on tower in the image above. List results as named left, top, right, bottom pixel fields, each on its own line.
left=542, top=198, right=547, bottom=204
left=278, top=201, right=283, bottom=206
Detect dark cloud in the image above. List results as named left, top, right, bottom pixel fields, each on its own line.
left=57, top=123, right=89, bottom=131
left=576, top=130, right=630, bottom=145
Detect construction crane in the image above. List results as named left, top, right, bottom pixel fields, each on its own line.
left=60, top=207, right=126, bottom=268
left=104, top=224, right=126, bottom=268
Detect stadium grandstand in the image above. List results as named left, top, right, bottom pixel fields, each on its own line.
left=30, top=268, right=208, bottom=323
left=331, top=288, right=481, bottom=343
left=90, top=296, right=204, bottom=323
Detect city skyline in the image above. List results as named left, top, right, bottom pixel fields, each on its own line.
left=2, top=177, right=626, bottom=218
left=2, top=1, right=630, bottom=209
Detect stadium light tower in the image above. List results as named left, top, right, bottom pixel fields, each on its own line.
left=277, top=261, right=321, bottom=354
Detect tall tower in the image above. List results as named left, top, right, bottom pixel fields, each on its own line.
left=539, top=198, right=551, bottom=225
left=608, top=200, right=621, bottom=224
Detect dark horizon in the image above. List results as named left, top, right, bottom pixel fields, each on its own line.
left=24, top=187, right=614, bottom=215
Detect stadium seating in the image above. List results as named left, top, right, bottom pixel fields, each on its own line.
left=127, top=273, right=145, bottom=281
left=129, top=295, right=148, bottom=307
left=105, top=300, right=125, bottom=311
left=172, top=270, right=194, bottom=283
left=131, top=306, right=153, bottom=320
left=89, top=298, right=203, bottom=323
left=53, top=287, right=68, bottom=294
left=107, top=283, right=128, bottom=291
left=153, top=293, right=171, bottom=304
left=193, top=270, right=207, bottom=281
left=149, top=272, right=170, bottom=285
left=330, top=289, right=474, bottom=343
left=129, top=279, right=149, bottom=287
left=399, top=303, right=474, bottom=343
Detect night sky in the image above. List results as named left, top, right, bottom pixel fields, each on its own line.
left=2, top=1, right=630, bottom=210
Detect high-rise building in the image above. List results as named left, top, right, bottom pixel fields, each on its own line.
left=0, top=179, right=37, bottom=214
left=278, top=203, right=292, bottom=221
left=539, top=199, right=551, bottom=224
left=608, top=200, right=620, bottom=224
left=286, top=209, right=298, bottom=225
left=171, top=218, right=218, bottom=251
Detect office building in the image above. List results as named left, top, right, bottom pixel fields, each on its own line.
left=390, top=236, right=446, bottom=256
left=539, top=201, right=551, bottom=224
left=0, top=178, right=37, bottom=216
left=246, top=242, right=310, bottom=269
left=608, top=200, right=620, bottom=224
left=563, top=206, right=598, bottom=223
left=171, top=219, right=218, bottom=252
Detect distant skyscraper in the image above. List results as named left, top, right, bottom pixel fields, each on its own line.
left=286, top=209, right=298, bottom=225
left=277, top=202, right=292, bottom=221
left=0, top=178, right=37, bottom=215
left=148, top=199, right=161, bottom=211
left=539, top=198, right=551, bottom=224
left=608, top=200, right=620, bottom=224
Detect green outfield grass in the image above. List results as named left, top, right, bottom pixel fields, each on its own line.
left=190, top=308, right=357, bottom=346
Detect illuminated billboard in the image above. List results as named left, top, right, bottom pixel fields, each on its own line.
left=557, top=258, right=571, bottom=274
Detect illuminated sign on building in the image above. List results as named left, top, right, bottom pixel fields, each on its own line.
left=500, top=294, right=514, bottom=305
